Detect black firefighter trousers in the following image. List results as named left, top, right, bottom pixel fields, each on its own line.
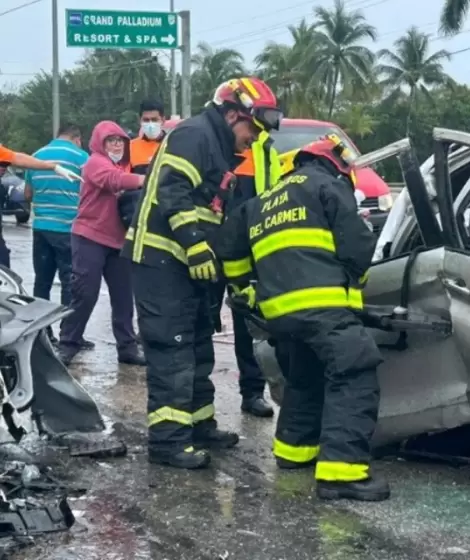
left=273, top=308, right=383, bottom=483
left=132, top=258, right=217, bottom=454
left=212, top=281, right=266, bottom=399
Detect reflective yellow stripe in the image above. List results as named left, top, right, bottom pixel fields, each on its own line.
left=315, top=461, right=369, bottom=482
left=169, top=210, right=198, bottom=230
left=193, top=404, right=215, bottom=424
left=252, top=228, right=335, bottom=262
left=133, top=139, right=168, bottom=262
left=348, top=288, right=363, bottom=309
left=187, top=241, right=209, bottom=258
left=161, top=153, right=202, bottom=187
left=126, top=226, right=135, bottom=240
left=259, top=286, right=363, bottom=319
left=142, top=233, right=187, bottom=264
left=147, top=406, right=192, bottom=428
left=222, top=257, right=252, bottom=278
left=195, top=206, right=223, bottom=224
left=273, top=438, right=320, bottom=463
left=241, top=77, right=260, bottom=99
left=359, top=270, right=369, bottom=287
left=252, top=136, right=267, bottom=195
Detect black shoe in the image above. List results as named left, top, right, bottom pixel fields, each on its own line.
left=276, top=457, right=317, bottom=470
left=149, top=446, right=210, bottom=469
left=80, top=338, right=95, bottom=350
left=194, top=427, right=239, bottom=450
left=316, top=477, right=391, bottom=502
left=118, top=348, right=146, bottom=366
left=57, top=343, right=80, bottom=366
left=241, top=396, right=274, bottom=418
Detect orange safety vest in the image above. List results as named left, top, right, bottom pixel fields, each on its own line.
left=129, top=137, right=162, bottom=175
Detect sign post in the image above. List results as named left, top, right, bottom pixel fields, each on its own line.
left=65, top=10, right=179, bottom=50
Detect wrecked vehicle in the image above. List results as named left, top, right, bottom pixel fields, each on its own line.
left=238, top=128, right=470, bottom=451
left=0, top=265, right=104, bottom=439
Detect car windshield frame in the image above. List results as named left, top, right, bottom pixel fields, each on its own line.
left=271, top=124, right=359, bottom=156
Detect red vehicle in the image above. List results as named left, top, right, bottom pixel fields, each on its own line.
left=164, top=117, right=393, bottom=232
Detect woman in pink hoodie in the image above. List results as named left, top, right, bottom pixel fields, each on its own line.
left=58, top=120, right=145, bottom=366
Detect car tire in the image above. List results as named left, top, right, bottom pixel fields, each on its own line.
left=15, top=211, right=30, bottom=225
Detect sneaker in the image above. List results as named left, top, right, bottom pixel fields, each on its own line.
left=241, top=396, right=274, bottom=418
left=316, top=476, right=391, bottom=502
left=57, top=343, right=80, bottom=366
left=149, top=446, right=210, bottom=469
left=118, top=348, right=146, bottom=366
left=194, top=427, right=239, bottom=450
left=80, top=338, right=95, bottom=350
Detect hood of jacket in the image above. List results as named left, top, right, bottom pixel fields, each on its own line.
left=89, top=120, right=130, bottom=163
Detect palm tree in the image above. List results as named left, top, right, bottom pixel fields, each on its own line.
left=311, top=0, right=377, bottom=118
left=83, top=50, right=168, bottom=104
left=440, top=0, right=470, bottom=35
left=255, top=19, right=319, bottom=113
left=191, top=42, right=246, bottom=111
left=378, top=27, right=450, bottom=132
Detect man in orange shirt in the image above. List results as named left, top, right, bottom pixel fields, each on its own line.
left=129, top=100, right=166, bottom=175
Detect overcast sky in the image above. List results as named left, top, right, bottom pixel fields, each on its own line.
left=1, top=0, right=470, bottom=91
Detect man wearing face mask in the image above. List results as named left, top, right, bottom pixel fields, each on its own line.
left=123, top=77, right=282, bottom=470
left=130, top=100, right=166, bottom=175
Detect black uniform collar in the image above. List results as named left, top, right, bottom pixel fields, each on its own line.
left=203, top=105, right=237, bottom=166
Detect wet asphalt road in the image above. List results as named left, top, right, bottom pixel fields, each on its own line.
left=4, top=219, right=470, bottom=560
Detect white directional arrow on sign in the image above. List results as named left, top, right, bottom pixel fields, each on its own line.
left=161, top=34, right=176, bottom=45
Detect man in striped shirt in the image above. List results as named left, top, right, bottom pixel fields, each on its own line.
left=25, top=123, right=92, bottom=347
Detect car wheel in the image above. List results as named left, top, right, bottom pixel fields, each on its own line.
left=15, top=211, right=30, bottom=225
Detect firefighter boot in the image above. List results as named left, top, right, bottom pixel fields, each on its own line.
left=194, top=422, right=240, bottom=450
left=149, top=446, right=211, bottom=469
left=242, top=396, right=274, bottom=418
left=316, top=477, right=391, bottom=502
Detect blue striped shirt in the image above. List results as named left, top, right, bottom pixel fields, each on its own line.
left=25, top=139, right=88, bottom=233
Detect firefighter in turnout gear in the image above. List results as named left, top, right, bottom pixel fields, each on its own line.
left=219, top=103, right=283, bottom=418
left=122, top=77, right=280, bottom=470
left=213, top=135, right=390, bottom=501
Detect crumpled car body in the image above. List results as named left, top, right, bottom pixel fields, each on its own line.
left=250, top=129, right=470, bottom=449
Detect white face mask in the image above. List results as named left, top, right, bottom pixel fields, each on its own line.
left=107, top=151, right=123, bottom=163
left=142, top=122, right=162, bottom=140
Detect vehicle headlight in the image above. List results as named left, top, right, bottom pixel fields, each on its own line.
left=378, top=193, right=394, bottom=211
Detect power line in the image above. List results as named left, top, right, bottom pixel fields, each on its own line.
left=0, top=0, right=43, bottom=18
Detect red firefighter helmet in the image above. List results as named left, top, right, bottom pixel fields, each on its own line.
left=212, top=77, right=282, bottom=131
left=294, top=133, right=358, bottom=186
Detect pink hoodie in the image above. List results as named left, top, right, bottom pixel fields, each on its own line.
left=72, top=120, right=142, bottom=249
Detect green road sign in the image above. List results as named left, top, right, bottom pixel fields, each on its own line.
left=66, top=10, right=178, bottom=49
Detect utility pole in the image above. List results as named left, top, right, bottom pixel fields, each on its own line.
left=52, top=0, right=60, bottom=137
left=169, top=0, right=177, bottom=117
left=180, top=10, right=191, bottom=119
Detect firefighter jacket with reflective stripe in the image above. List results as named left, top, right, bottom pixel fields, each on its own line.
left=130, top=135, right=164, bottom=175
left=122, top=106, right=238, bottom=267
left=213, top=160, right=376, bottom=323
left=229, top=132, right=282, bottom=212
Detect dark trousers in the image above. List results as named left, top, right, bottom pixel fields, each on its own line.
left=32, top=230, right=72, bottom=305
left=213, top=281, right=266, bottom=399
left=274, top=308, right=383, bottom=481
left=60, top=234, right=136, bottom=351
left=132, top=259, right=216, bottom=453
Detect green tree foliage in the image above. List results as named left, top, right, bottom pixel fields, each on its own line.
left=1, top=1, right=467, bottom=183
left=440, top=0, right=470, bottom=34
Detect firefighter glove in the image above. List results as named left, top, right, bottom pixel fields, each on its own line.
left=230, top=284, right=256, bottom=308
left=187, top=241, right=219, bottom=282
